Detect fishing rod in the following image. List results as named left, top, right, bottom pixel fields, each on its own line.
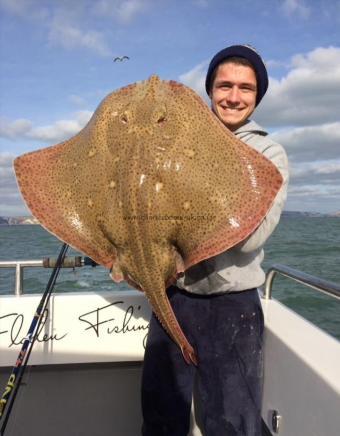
left=0, top=242, right=69, bottom=435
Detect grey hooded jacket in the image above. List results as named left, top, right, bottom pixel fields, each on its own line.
left=176, top=119, right=289, bottom=294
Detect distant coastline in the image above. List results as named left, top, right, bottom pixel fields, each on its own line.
left=0, top=216, right=40, bottom=226
left=282, top=211, right=340, bottom=218
left=1, top=210, right=339, bottom=226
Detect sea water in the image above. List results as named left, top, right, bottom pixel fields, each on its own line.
left=0, top=216, right=339, bottom=339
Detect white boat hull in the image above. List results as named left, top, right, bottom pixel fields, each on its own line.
left=1, top=291, right=339, bottom=435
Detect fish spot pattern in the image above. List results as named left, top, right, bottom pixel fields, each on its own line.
left=13, top=75, right=283, bottom=364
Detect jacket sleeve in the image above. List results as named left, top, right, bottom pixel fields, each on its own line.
left=234, top=137, right=289, bottom=253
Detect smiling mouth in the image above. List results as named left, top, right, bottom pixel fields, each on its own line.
left=220, top=106, right=244, bottom=112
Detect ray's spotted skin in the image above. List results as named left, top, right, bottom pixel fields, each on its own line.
left=14, top=75, right=283, bottom=365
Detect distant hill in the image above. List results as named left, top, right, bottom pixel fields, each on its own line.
left=0, top=216, right=40, bottom=225
left=282, top=211, right=328, bottom=218
left=0, top=217, right=9, bottom=225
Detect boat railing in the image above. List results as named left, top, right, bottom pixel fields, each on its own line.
left=1, top=259, right=340, bottom=300
left=264, top=263, right=340, bottom=301
left=0, top=256, right=97, bottom=295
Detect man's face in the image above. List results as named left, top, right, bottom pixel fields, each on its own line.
left=209, top=62, right=257, bottom=131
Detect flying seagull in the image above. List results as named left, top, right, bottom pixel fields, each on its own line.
left=113, top=56, right=130, bottom=62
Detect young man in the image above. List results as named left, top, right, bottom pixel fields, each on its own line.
left=142, top=45, right=289, bottom=436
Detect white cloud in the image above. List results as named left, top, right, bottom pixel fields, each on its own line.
left=0, top=118, right=32, bottom=138
left=0, top=108, right=90, bottom=215
left=29, top=118, right=85, bottom=142
left=290, top=160, right=340, bottom=186
left=316, top=162, right=340, bottom=175
left=94, top=0, right=150, bottom=24
left=265, top=59, right=287, bottom=69
left=288, top=184, right=340, bottom=198
left=0, top=0, right=28, bottom=15
left=272, top=122, right=340, bottom=162
left=69, top=94, right=88, bottom=108
left=192, top=0, right=209, bottom=8
left=257, top=46, right=340, bottom=127
left=179, top=61, right=209, bottom=101
left=0, top=152, right=28, bottom=216
left=0, top=0, right=49, bottom=19
left=0, top=152, right=15, bottom=177
left=285, top=183, right=340, bottom=213
left=1, top=1, right=152, bottom=57
left=0, top=1, right=112, bottom=56
left=272, top=123, right=340, bottom=212
left=48, top=17, right=111, bottom=56
left=180, top=46, right=340, bottom=128
left=2, top=41, right=339, bottom=215
left=117, top=0, right=148, bottom=23
left=178, top=48, right=340, bottom=213
left=281, top=0, right=310, bottom=19
left=0, top=111, right=93, bottom=144
left=292, top=160, right=340, bottom=177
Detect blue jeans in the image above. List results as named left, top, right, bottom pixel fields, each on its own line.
left=141, top=286, right=264, bottom=436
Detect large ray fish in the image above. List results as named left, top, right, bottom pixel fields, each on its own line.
left=14, top=76, right=283, bottom=365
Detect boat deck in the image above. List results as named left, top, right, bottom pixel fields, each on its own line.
left=1, top=288, right=339, bottom=436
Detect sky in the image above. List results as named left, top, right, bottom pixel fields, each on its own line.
left=0, top=0, right=339, bottom=216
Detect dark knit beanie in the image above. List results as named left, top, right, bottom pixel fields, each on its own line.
left=205, top=45, right=268, bottom=106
